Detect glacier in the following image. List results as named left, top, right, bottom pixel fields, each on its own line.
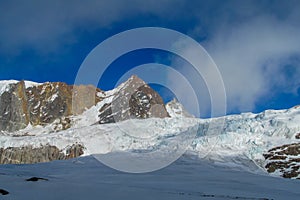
left=1, top=79, right=300, bottom=199
left=1, top=98, right=300, bottom=176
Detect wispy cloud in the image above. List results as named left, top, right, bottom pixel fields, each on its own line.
left=204, top=7, right=300, bottom=113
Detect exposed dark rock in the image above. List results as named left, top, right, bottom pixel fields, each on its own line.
left=264, top=143, right=300, bottom=178
left=11, top=132, right=35, bottom=137
left=26, top=82, right=72, bottom=126
left=0, top=76, right=173, bottom=165
left=98, top=103, right=114, bottom=123
left=0, top=144, right=84, bottom=164
left=0, top=81, right=29, bottom=132
left=0, top=81, right=102, bottom=132
left=0, top=76, right=169, bottom=131
left=129, top=84, right=168, bottom=119
left=65, top=143, right=85, bottom=159
left=0, top=188, right=9, bottom=195
left=26, top=177, right=48, bottom=182
left=98, top=75, right=169, bottom=124
left=295, top=133, right=300, bottom=139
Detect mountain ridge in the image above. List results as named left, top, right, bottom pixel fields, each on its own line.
left=1, top=78, right=300, bottom=179
left=0, top=75, right=170, bottom=132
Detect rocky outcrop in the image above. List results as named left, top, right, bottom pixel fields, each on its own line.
left=264, top=143, right=300, bottom=179
left=0, top=75, right=170, bottom=132
left=166, top=99, right=194, bottom=118
left=0, top=76, right=172, bottom=164
left=26, top=82, right=73, bottom=126
left=0, top=81, right=29, bottom=132
left=98, top=75, right=169, bottom=124
left=0, top=144, right=84, bottom=164
left=0, top=81, right=102, bottom=132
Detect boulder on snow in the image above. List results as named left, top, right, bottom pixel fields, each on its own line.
left=0, top=188, right=9, bottom=195
left=26, top=177, right=49, bottom=182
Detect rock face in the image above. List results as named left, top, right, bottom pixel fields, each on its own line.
left=0, top=81, right=102, bottom=132
left=98, top=75, right=169, bottom=124
left=26, top=82, right=73, bottom=126
left=0, top=144, right=84, bottom=164
left=0, top=81, right=29, bottom=132
left=264, top=143, right=300, bottom=179
left=166, top=99, right=194, bottom=118
left=0, top=76, right=169, bottom=131
left=0, top=75, right=171, bottom=164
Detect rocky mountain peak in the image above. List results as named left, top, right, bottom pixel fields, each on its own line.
left=0, top=75, right=171, bottom=132
left=98, top=75, right=169, bottom=124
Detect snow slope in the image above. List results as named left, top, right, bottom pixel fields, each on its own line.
left=191, top=106, right=300, bottom=173
left=1, top=80, right=300, bottom=198
left=0, top=155, right=300, bottom=200
left=1, top=104, right=300, bottom=176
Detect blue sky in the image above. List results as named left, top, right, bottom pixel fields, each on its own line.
left=1, top=0, right=300, bottom=117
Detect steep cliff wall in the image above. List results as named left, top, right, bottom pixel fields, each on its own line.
left=0, top=81, right=101, bottom=132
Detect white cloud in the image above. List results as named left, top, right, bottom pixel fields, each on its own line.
left=164, top=1, right=300, bottom=115
left=205, top=14, right=300, bottom=113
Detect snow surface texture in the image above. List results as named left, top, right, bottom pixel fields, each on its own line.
left=0, top=156, right=300, bottom=200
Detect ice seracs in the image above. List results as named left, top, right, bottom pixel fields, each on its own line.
left=1, top=78, right=300, bottom=179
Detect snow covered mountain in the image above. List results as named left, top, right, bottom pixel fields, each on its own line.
left=0, top=75, right=174, bottom=165
left=1, top=77, right=300, bottom=180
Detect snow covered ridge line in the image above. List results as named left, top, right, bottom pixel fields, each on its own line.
left=0, top=80, right=42, bottom=94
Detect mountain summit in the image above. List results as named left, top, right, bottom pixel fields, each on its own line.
left=0, top=75, right=171, bottom=132
left=98, top=75, right=169, bottom=124
left=1, top=77, right=300, bottom=180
